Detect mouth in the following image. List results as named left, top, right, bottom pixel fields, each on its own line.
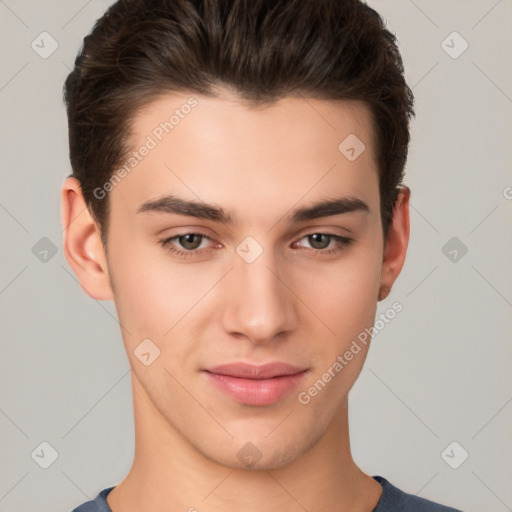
left=203, top=362, right=309, bottom=406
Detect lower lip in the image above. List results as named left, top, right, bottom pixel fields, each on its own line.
left=204, top=371, right=308, bottom=406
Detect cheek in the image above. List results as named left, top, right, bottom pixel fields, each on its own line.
left=297, top=241, right=382, bottom=340
left=107, top=240, right=223, bottom=362
left=106, top=239, right=182, bottom=341
left=290, top=236, right=383, bottom=404
left=293, top=248, right=382, bottom=409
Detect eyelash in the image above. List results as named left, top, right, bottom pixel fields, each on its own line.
left=159, top=232, right=354, bottom=258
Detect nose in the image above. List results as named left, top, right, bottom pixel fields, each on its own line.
left=221, top=245, right=298, bottom=345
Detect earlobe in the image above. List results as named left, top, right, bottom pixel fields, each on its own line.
left=60, top=176, right=114, bottom=301
left=378, top=186, right=410, bottom=301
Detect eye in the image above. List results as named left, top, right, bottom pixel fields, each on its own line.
left=294, top=233, right=354, bottom=255
left=160, top=233, right=216, bottom=257
left=160, top=231, right=354, bottom=259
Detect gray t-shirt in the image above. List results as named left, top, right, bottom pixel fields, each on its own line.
left=70, top=476, right=464, bottom=511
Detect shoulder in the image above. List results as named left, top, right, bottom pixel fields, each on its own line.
left=69, top=487, right=114, bottom=512
left=373, top=476, right=464, bottom=512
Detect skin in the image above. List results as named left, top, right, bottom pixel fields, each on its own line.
left=61, top=89, right=410, bottom=512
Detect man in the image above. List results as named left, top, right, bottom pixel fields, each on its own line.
left=61, top=0, right=463, bottom=510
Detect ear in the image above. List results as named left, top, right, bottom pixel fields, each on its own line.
left=378, top=186, right=410, bottom=301
left=60, top=176, right=114, bottom=301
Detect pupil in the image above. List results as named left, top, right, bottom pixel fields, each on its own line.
left=180, top=234, right=201, bottom=250
left=310, top=234, right=329, bottom=249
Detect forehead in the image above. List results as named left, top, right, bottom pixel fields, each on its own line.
left=110, top=91, right=379, bottom=223
left=130, top=90, right=376, bottom=158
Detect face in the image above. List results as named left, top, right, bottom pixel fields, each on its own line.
left=88, top=91, right=391, bottom=469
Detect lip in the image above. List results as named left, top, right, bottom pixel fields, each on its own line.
left=203, top=362, right=308, bottom=406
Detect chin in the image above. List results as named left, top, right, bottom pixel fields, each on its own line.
left=193, top=427, right=319, bottom=472
left=207, top=445, right=304, bottom=471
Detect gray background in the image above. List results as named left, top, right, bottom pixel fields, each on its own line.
left=1, top=1, right=511, bottom=511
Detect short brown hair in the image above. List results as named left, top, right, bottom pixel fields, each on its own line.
left=64, top=0, right=414, bottom=247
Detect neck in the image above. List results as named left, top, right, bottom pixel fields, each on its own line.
left=107, top=375, right=381, bottom=512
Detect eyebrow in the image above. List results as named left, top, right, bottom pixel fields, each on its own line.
left=136, top=194, right=369, bottom=224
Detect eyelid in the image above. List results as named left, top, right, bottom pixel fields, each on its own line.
left=294, top=224, right=354, bottom=238
left=160, top=228, right=351, bottom=245
left=160, top=229, right=354, bottom=258
left=292, top=233, right=353, bottom=253
left=161, top=231, right=218, bottom=247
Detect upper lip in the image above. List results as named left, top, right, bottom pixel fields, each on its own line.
left=205, top=362, right=307, bottom=379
